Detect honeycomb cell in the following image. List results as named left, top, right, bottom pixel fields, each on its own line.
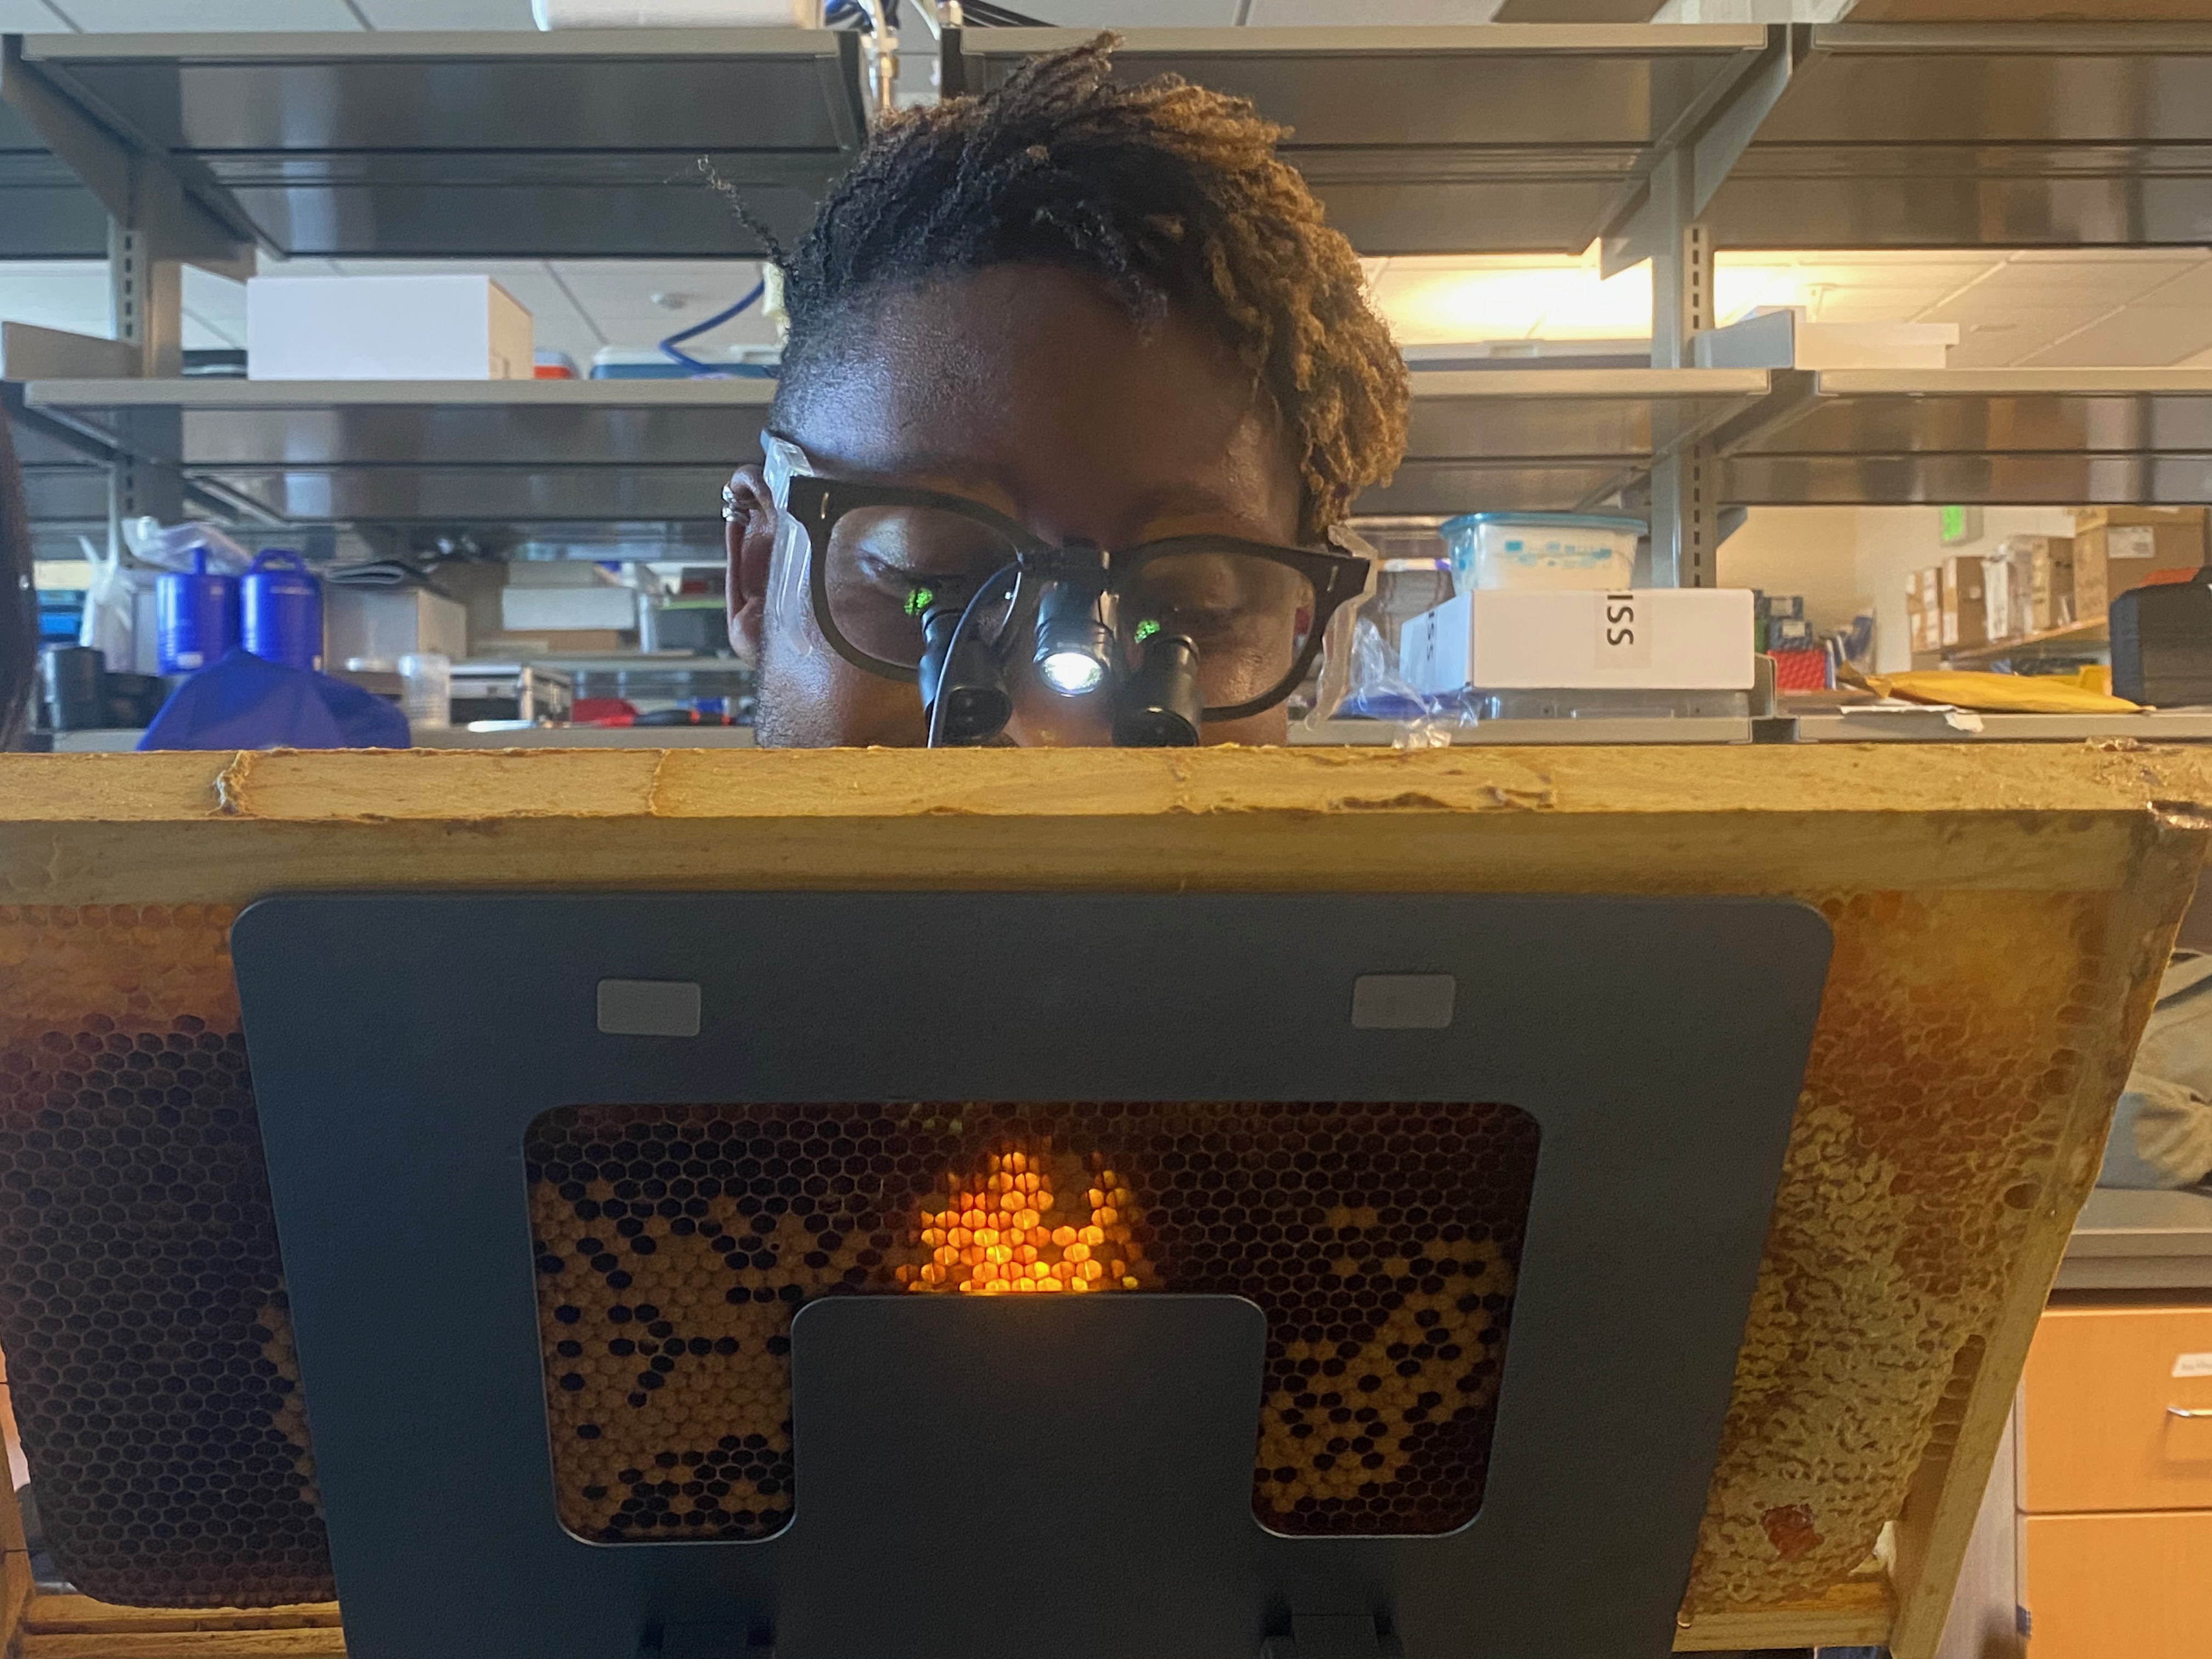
left=524, top=1102, right=1539, bottom=1542
left=0, top=1018, right=332, bottom=1606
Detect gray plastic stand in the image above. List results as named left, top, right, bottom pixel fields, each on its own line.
left=232, top=891, right=1830, bottom=1659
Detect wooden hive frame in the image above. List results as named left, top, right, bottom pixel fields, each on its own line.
left=2, top=742, right=2208, bottom=1659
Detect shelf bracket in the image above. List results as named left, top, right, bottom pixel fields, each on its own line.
left=1599, top=24, right=1804, bottom=279
left=1646, top=146, right=1717, bottom=589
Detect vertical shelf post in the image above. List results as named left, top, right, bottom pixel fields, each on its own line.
left=1649, top=150, right=1717, bottom=589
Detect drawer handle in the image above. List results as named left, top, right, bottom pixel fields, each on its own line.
left=2171, top=1407, right=2212, bottom=1420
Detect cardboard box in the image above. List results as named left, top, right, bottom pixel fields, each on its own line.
left=2072, top=507, right=2208, bottom=620
left=247, top=275, right=533, bottom=380
left=1398, top=588, right=1756, bottom=694
left=500, top=583, right=640, bottom=633
left=1905, top=567, right=1940, bottom=654
left=1996, top=535, right=2076, bottom=633
left=1940, top=555, right=1989, bottom=650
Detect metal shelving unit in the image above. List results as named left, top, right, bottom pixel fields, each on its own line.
left=949, top=25, right=1780, bottom=258
left=1702, top=24, right=2212, bottom=250
left=18, top=367, right=1771, bottom=525
left=949, top=22, right=2212, bottom=259
left=21, top=377, right=778, bottom=526
left=1717, top=369, right=2212, bottom=505
left=9, top=22, right=2212, bottom=561
left=3, top=30, right=868, bottom=261
left=0, top=100, right=103, bottom=259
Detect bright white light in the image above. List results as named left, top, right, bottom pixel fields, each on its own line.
left=1038, top=650, right=1106, bottom=696
left=1365, top=250, right=1855, bottom=345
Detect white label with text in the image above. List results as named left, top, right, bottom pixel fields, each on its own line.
left=2111, top=524, right=2160, bottom=560
left=2174, top=1351, right=2212, bottom=1378
left=1596, top=592, right=1652, bottom=670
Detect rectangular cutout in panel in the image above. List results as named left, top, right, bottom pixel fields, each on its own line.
left=596, top=980, right=701, bottom=1039
left=526, top=1100, right=1539, bottom=1545
left=1351, top=974, right=1457, bottom=1029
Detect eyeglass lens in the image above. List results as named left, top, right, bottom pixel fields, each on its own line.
left=821, top=506, right=1319, bottom=709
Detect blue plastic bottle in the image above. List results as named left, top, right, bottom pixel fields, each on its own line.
left=241, top=550, right=323, bottom=672
left=154, top=548, right=239, bottom=674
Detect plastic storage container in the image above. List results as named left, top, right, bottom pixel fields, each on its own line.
left=241, top=551, right=323, bottom=672
left=154, top=548, right=239, bottom=674
left=398, top=651, right=453, bottom=730
left=1441, top=513, right=1642, bottom=593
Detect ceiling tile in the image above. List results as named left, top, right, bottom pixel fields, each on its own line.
left=1968, top=253, right=2203, bottom=304
left=550, top=259, right=778, bottom=352
left=355, top=0, right=534, bottom=22
left=57, top=0, right=365, bottom=26
left=2121, top=259, right=2212, bottom=309
left=1934, top=307, right=2110, bottom=369
left=2024, top=307, right=2212, bottom=369
left=0, top=261, right=109, bottom=341
left=0, top=0, right=71, bottom=27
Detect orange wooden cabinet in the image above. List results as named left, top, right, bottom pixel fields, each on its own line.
left=2021, top=1305, right=2212, bottom=1659
left=2021, top=1306, right=2212, bottom=1515
left=2022, top=1513, right=2212, bottom=1659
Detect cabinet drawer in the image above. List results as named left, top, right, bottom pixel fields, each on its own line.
left=2024, top=1511, right=2212, bottom=1659
left=2022, top=1305, right=2212, bottom=1514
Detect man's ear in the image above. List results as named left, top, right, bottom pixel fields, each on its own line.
left=724, top=465, right=778, bottom=665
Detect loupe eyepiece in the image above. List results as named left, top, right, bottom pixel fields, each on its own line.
left=919, top=599, right=1012, bottom=746
left=1032, top=548, right=1114, bottom=699
left=1113, top=630, right=1203, bottom=747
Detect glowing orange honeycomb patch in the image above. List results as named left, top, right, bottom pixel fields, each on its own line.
left=899, top=1146, right=1147, bottom=1295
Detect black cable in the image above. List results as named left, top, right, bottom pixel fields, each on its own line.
left=926, top=560, right=1020, bottom=748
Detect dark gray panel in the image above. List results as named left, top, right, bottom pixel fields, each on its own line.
left=233, top=891, right=1829, bottom=1659
left=783, top=1296, right=1269, bottom=1659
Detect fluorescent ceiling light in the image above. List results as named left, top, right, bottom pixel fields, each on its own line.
left=1367, top=250, right=1878, bottom=346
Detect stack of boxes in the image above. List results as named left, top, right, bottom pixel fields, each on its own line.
left=1909, top=508, right=2207, bottom=661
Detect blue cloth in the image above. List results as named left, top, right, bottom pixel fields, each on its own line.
left=137, top=648, right=410, bottom=752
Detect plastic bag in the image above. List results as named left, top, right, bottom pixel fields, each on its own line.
left=75, top=536, right=135, bottom=668
left=1302, top=526, right=1452, bottom=745
left=138, top=649, right=410, bottom=751
left=121, top=517, right=254, bottom=575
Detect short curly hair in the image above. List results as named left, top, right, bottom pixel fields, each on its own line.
left=731, top=35, right=1407, bottom=538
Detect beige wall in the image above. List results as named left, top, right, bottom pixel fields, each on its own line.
left=1714, top=504, right=2080, bottom=672
left=1850, top=506, right=2078, bottom=672
left=1716, top=508, right=1864, bottom=636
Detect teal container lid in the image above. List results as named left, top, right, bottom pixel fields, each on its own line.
left=1441, top=512, right=1646, bottom=535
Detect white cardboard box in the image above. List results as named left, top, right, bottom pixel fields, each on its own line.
left=1400, top=588, right=1756, bottom=693
left=501, top=583, right=640, bottom=633
left=247, top=275, right=533, bottom=380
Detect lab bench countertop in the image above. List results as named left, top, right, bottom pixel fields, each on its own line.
left=2058, top=1187, right=2212, bottom=1292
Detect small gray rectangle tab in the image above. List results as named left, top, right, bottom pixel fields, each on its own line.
left=596, top=978, right=702, bottom=1038
left=1351, top=972, right=1457, bottom=1030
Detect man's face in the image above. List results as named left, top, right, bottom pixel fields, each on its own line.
left=725, top=264, right=1309, bottom=747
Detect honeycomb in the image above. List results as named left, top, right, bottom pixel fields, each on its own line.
left=0, top=1009, right=332, bottom=1607
left=0, top=877, right=2165, bottom=1617
left=524, top=1101, right=1540, bottom=1542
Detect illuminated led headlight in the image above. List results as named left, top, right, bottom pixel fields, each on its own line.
left=1032, top=550, right=1114, bottom=699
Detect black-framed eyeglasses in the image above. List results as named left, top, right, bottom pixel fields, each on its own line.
left=782, top=472, right=1369, bottom=724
